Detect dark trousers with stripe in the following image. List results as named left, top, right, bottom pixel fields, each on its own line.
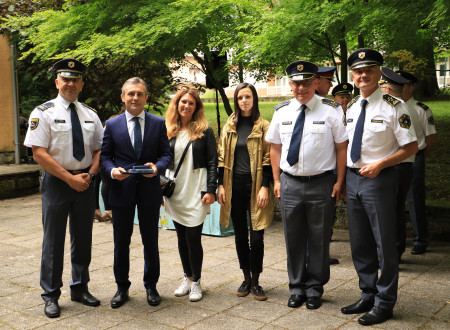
left=346, top=167, right=398, bottom=311
left=40, top=171, right=95, bottom=301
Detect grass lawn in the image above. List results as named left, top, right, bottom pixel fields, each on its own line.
left=153, top=99, right=449, bottom=208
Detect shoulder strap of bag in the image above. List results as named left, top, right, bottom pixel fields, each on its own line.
left=173, top=140, right=193, bottom=179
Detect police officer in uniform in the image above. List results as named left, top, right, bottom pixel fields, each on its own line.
left=332, top=83, right=354, bottom=113
left=341, top=49, right=418, bottom=325
left=315, top=66, right=336, bottom=96
left=266, top=61, right=348, bottom=310
left=24, top=59, right=104, bottom=318
left=396, top=70, right=437, bottom=255
left=379, top=68, right=425, bottom=263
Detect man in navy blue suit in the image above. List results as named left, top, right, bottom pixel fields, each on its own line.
left=101, top=77, right=172, bottom=308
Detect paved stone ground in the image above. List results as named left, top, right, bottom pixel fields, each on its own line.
left=0, top=193, right=449, bottom=329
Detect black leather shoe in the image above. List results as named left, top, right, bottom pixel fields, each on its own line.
left=329, top=257, right=340, bottom=265
left=411, top=246, right=427, bottom=255
left=358, top=306, right=393, bottom=325
left=110, top=290, right=129, bottom=309
left=71, top=289, right=100, bottom=307
left=306, top=296, right=322, bottom=309
left=147, top=287, right=161, bottom=306
left=44, top=299, right=60, bottom=318
left=287, top=294, right=306, bottom=308
left=341, top=298, right=374, bottom=314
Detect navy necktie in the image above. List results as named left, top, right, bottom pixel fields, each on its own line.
left=350, top=99, right=368, bottom=163
left=133, top=117, right=142, bottom=157
left=286, top=104, right=307, bottom=166
left=70, top=103, right=85, bottom=161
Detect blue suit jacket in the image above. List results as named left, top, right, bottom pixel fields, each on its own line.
left=100, top=111, right=172, bottom=208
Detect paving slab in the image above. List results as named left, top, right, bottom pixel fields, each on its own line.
left=0, top=192, right=448, bottom=329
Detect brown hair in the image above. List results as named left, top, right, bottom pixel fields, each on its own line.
left=165, top=87, right=208, bottom=140
left=233, top=83, right=260, bottom=123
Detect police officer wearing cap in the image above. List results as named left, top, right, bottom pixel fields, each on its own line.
left=315, top=66, right=336, bottom=96
left=24, top=58, right=104, bottom=318
left=379, top=68, right=425, bottom=263
left=266, top=61, right=348, bottom=310
left=396, top=70, right=437, bottom=256
left=332, top=83, right=354, bottom=113
left=341, top=49, right=418, bottom=325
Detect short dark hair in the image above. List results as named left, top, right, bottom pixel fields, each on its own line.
left=121, top=77, right=148, bottom=95
left=233, top=82, right=260, bottom=123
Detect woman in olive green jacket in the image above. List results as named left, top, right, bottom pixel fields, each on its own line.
left=217, top=83, right=274, bottom=301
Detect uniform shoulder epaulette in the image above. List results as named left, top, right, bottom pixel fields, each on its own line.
left=347, top=95, right=360, bottom=109
left=383, top=94, right=401, bottom=107
left=416, top=102, right=429, bottom=111
left=322, top=98, right=340, bottom=108
left=274, top=100, right=290, bottom=111
left=81, top=103, right=97, bottom=113
left=36, top=101, right=54, bottom=111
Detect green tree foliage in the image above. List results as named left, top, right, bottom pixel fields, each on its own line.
left=4, top=0, right=270, bottom=116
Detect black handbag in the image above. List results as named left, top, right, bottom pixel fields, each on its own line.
left=160, top=140, right=192, bottom=198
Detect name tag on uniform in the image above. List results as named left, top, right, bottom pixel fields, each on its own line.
left=54, top=119, right=66, bottom=123
left=347, top=119, right=354, bottom=123
left=84, top=121, right=94, bottom=123
left=282, top=121, right=292, bottom=125
left=371, top=119, right=383, bottom=123
left=313, top=121, right=325, bottom=124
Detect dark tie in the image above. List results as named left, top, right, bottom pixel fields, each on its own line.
left=350, top=99, right=368, bottom=163
left=133, top=117, right=142, bottom=156
left=70, top=103, right=85, bottom=161
left=286, top=104, right=307, bottom=166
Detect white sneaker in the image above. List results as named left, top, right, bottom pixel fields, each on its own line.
left=174, top=277, right=192, bottom=297
left=189, top=280, right=202, bottom=302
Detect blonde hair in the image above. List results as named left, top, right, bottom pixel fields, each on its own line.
left=166, top=88, right=208, bottom=140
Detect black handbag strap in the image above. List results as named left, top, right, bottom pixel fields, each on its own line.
left=173, top=140, right=192, bottom=179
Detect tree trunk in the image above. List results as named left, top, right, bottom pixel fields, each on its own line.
left=339, top=26, right=348, bottom=83
left=414, top=39, right=439, bottom=98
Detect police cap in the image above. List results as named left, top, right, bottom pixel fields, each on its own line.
left=332, top=83, right=354, bottom=96
left=379, top=67, right=410, bottom=86
left=53, top=58, right=86, bottom=78
left=348, top=48, right=383, bottom=70
left=316, top=66, right=336, bottom=81
left=395, top=70, right=418, bottom=84
left=286, top=61, right=318, bottom=81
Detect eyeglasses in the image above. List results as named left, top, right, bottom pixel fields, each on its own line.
left=290, top=79, right=315, bottom=88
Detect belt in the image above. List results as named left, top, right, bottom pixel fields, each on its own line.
left=283, top=170, right=333, bottom=182
left=67, top=167, right=91, bottom=175
left=348, top=167, right=363, bottom=176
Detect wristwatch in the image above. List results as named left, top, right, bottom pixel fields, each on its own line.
left=88, top=172, right=95, bottom=181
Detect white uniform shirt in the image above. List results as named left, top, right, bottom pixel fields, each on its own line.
left=24, top=94, right=104, bottom=170
left=346, top=88, right=417, bottom=168
left=406, top=98, right=437, bottom=140
left=266, top=95, right=348, bottom=176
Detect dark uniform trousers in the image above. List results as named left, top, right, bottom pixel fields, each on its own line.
left=406, top=150, right=428, bottom=248
left=346, top=167, right=399, bottom=311
left=394, top=162, right=414, bottom=257
left=280, top=171, right=335, bottom=298
left=40, top=170, right=95, bottom=301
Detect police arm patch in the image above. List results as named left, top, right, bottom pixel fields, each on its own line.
left=398, top=114, right=411, bottom=129
left=428, top=115, right=435, bottom=125
left=383, top=94, right=400, bottom=107
left=322, top=98, right=339, bottom=108
left=30, top=118, right=39, bottom=130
